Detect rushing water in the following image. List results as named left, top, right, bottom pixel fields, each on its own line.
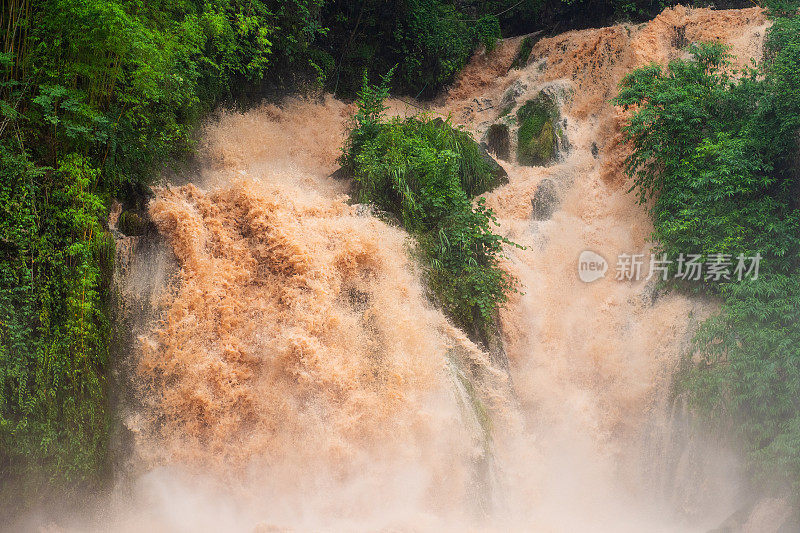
left=40, top=6, right=776, bottom=533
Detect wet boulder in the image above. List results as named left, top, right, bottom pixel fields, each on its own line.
left=485, top=123, right=511, bottom=161
left=117, top=210, right=157, bottom=237
left=710, top=498, right=798, bottom=533
left=509, top=31, right=544, bottom=71
left=530, top=178, right=559, bottom=220
left=329, top=166, right=350, bottom=181
left=510, top=36, right=534, bottom=70
left=499, top=80, right=528, bottom=116
left=516, top=91, right=566, bottom=167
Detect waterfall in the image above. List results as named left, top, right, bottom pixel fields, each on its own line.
left=89, top=7, right=773, bottom=532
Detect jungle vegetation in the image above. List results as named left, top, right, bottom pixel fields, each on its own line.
left=615, top=14, right=800, bottom=496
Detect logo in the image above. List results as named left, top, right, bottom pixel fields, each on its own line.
left=578, top=250, right=608, bottom=283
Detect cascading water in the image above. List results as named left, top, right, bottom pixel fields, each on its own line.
left=82, top=6, right=775, bottom=532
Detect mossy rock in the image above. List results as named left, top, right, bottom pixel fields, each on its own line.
left=499, top=80, right=527, bottom=117
left=516, top=92, right=562, bottom=167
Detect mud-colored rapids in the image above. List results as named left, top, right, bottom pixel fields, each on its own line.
left=54, top=6, right=778, bottom=533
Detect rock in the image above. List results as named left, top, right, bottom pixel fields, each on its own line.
left=641, top=278, right=668, bottom=306
left=510, top=36, right=534, bottom=70
left=478, top=142, right=509, bottom=188
left=499, top=80, right=528, bottom=116
left=516, top=91, right=565, bottom=166
left=329, top=166, right=356, bottom=195
left=353, top=203, right=374, bottom=217
left=346, top=287, right=370, bottom=308
left=118, top=179, right=155, bottom=212
left=530, top=178, right=559, bottom=220
left=509, top=32, right=544, bottom=71
left=485, top=123, right=511, bottom=161
left=672, top=24, right=689, bottom=49
left=591, top=142, right=599, bottom=158
left=472, top=97, right=493, bottom=112
left=558, top=118, right=570, bottom=151
left=117, top=210, right=155, bottom=237
left=329, top=166, right=350, bottom=181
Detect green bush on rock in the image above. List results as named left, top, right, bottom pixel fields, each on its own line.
left=342, top=73, right=519, bottom=343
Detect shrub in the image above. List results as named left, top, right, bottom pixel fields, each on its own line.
left=615, top=35, right=800, bottom=495
left=343, top=74, right=519, bottom=339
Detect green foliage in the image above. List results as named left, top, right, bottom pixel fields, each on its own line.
left=615, top=30, right=800, bottom=495
left=343, top=75, right=519, bottom=337
left=510, top=36, right=536, bottom=70
left=0, top=149, right=110, bottom=503
left=684, top=276, right=800, bottom=488
left=13, top=0, right=327, bottom=187
left=763, top=0, right=800, bottom=18
left=460, top=0, right=544, bottom=36
left=320, top=0, right=502, bottom=97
